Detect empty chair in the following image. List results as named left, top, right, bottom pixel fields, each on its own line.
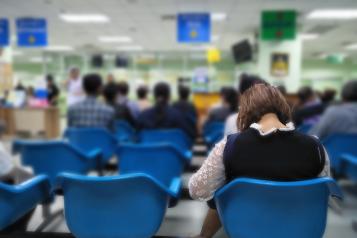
left=13, top=140, right=100, bottom=186
left=57, top=172, right=180, bottom=238
left=138, top=129, right=193, bottom=157
left=322, top=134, right=357, bottom=172
left=115, top=120, right=136, bottom=142
left=203, top=122, right=224, bottom=138
left=117, top=143, right=186, bottom=188
left=205, top=130, right=224, bottom=150
left=215, top=177, right=341, bottom=238
left=340, top=154, right=357, bottom=181
left=0, top=175, right=51, bottom=230
left=64, top=128, right=118, bottom=166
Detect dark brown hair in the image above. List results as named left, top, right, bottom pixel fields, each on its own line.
left=237, top=84, right=291, bottom=131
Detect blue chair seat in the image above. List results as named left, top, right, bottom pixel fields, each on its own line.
left=115, top=120, right=136, bottom=142
left=215, top=177, right=342, bottom=238
left=13, top=140, right=101, bottom=186
left=117, top=143, right=186, bottom=189
left=57, top=172, right=179, bottom=238
left=64, top=128, right=118, bottom=166
left=0, top=175, right=51, bottom=230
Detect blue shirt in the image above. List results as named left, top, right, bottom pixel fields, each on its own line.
left=67, top=96, right=115, bottom=131
left=137, top=105, right=195, bottom=138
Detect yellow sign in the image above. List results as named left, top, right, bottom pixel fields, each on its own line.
left=207, top=47, right=221, bottom=64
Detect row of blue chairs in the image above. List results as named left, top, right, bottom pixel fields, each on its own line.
left=0, top=173, right=342, bottom=238
left=203, top=122, right=224, bottom=149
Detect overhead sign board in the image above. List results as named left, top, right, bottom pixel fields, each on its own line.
left=177, top=13, right=210, bottom=43
left=17, top=18, right=47, bottom=47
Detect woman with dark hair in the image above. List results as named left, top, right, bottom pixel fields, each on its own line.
left=189, top=83, right=330, bottom=238
left=137, top=82, right=195, bottom=138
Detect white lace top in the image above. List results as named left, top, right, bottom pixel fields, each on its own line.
left=188, top=123, right=331, bottom=201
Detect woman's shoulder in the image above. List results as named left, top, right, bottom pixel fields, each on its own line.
left=290, top=130, right=324, bottom=148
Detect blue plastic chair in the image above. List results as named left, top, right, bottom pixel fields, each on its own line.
left=138, top=129, right=193, bottom=157
left=322, top=134, right=357, bottom=172
left=12, top=140, right=100, bottom=186
left=117, top=143, right=186, bottom=188
left=205, top=130, right=224, bottom=150
left=115, top=120, right=136, bottom=142
left=57, top=172, right=180, bottom=238
left=0, top=175, right=51, bottom=230
left=64, top=128, right=118, bottom=166
left=340, top=154, right=357, bottom=181
left=203, top=122, right=224, bottom=137
left=214, top=177, right=342, bottom=238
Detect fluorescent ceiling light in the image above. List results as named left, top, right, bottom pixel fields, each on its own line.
left=45, top=45, right=74, bottom=51
left=301, top=33, right=319, bottom=40
left=345, top=43, right=357, bottom=50
left=211, top=12, right=227, bottom=21
left=60, top=14, right=109, bottom=23
left=116, top=45, right=143, bottom=51
left=99, top=36, right=132, bottom=43
left=307, top=10, right=357, bottom=19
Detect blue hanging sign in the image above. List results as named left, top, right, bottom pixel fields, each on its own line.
left=16, top=18, right=47, bottom=47
left=177, top=13, right=210, bottom=43
left=0, top=19, right=9, bottom=46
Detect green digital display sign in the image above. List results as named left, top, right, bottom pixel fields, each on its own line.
left=261, top=10, right=296, bottom=41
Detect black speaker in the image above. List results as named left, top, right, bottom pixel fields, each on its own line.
left=231, top=40, right=252, bottom=64
left=115, top=55, right=129, bottom=68
left=91, top=55, right=103, bottom=68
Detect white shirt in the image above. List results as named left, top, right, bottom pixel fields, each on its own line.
left=224, top=112, right=238, bottom=136
left=0, top=142, right=14, bottom=178
left=67, top=78, right=84, bottom=106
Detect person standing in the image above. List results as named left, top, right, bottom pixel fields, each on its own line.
left=46, top=74, right=60, bottom=106
left=66, top=68, right=84, bottom=106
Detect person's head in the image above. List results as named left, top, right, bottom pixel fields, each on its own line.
left=341, top=80, right=357, bottom=102
left=238, top=74, right=265, bottom=95
left=237, top=84, right=291, bottom=131
left=137, top=86, right=148, bottom=100
left=154, top=82, right=170, bottom=104
left=320, top=88, right=336, bottom=103
left=222, top=87, right=238, bottom=112
left=103, top=83, right=118, bottom=104
left=178, top=85, right=190, bottom=101
left=117, top=81, right=129, bottom=96
left=69, top=67, right=80, bottom=80
left=107, top=74, right=115, bottom=83
left=82, top=73, right=102, bottom=96
left=297, top=86, right=315, bottom=105
left=46, top=74, right=54, bottom=85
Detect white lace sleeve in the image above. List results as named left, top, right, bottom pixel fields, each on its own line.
left=319, top=147, right=331, bottom=177
left=188, top=138, right=227, bottom=201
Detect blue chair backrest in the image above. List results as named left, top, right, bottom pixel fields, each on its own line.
left=203, top=122, right=224, bottom=137
left=322, top=134, right=357, bottom=171
left=115, top=120, right=136, bottom=141
left=139, top=129, right=192, bottom=152
left=58, top=173, right=172, bottom=238
left=117, top=143, right=186, bottom=188
left=13, top=140, right=96, bottom=186
left=340, top=154, right=357, bottom=181
left=0, top=175, right=50, bottom=230
left=215, top=177, right=341, bottom=238
left=64, top=128, right=117, bottom=165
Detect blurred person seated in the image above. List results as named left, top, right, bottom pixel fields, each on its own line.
left=65, top=67, right=84, bottom=106
left=67, top=74, right=115, bottom=131
left=320, top=88, right=337, bottom=104
left=137, top=82, right=195, bottom=138
left=0, top=132, right=33, bottom=231
left=189, top=84, right=330, bottom=238
left=309, top=80, right=357, bottom=140
left=224, top=74, right=265, bottom=136
left=136, top=85, right=151, bottom=112
left=205, top=87, right=238, bottom=124
left=293, top=86, right=326, bottom=127
left=106, top=73, right=116, bottom=85
left=117, top=81, right=140, bottom=119
left=46, top=74, right=60, bottom=106
left=103, top=82, right=136, bottom=127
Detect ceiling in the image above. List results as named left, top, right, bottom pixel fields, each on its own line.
left=1, top=0, right=357, bottom=59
